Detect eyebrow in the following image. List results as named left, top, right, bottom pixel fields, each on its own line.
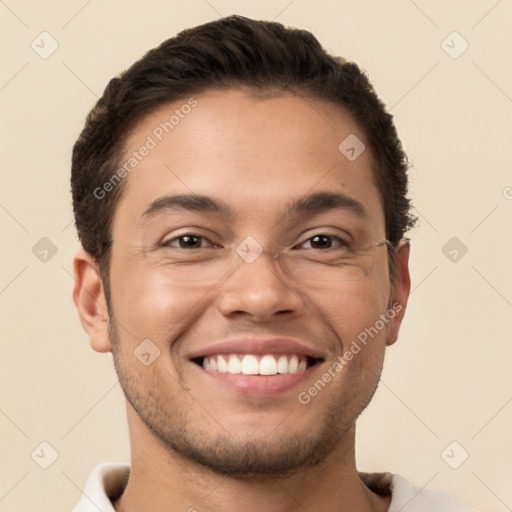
left=141, top=191, right=368, bottom=222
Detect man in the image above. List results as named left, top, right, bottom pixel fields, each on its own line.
left=70, top=15, right=475, bottom=512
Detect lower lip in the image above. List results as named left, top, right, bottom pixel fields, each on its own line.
left=191, top=361, right=322, bottom=397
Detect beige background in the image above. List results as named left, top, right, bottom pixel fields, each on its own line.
left=1, top=1, right=511, bottom=511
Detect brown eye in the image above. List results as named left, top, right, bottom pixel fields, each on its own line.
left=163, top=234, right=212, bottom=249
left=298, top=234, right=348, bottom=250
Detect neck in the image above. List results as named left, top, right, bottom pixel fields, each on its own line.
left=113, top=404, right=390, bottom=512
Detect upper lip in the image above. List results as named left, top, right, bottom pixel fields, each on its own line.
left=187, top=338, right=326, bottom=360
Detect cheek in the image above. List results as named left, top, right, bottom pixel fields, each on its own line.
left=318, top=275, right=390, bottom=341
left=110, top=260, right=212, bottom=343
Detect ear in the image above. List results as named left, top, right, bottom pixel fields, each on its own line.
left=386, top=240, right=411, bottom=346
left=72, top=247, right=113, bottom=353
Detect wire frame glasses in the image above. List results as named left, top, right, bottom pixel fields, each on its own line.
left=155, top=236, right=393, bottom=289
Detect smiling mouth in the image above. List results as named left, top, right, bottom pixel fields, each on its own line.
left=192, top=354, right=323, bottom=376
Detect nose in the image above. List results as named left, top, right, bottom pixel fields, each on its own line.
left=217, top=248, right=304, bottom=322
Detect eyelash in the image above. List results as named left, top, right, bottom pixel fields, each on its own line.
left=160, top=233, right=349, bottom=250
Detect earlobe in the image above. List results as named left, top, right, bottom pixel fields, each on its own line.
left=386, top=240, right=411, bottom=346
left=72, top=248, right=113, bottom=353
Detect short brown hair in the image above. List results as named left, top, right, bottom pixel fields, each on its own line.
left=71, top=14, right=416, bottom=289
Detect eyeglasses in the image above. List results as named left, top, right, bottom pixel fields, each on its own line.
left=272, top=238, right=393, bottom=285
left=151, top=234, right=393, bottom=289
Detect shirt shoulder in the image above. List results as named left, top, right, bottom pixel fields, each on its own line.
left=360, top=471, right=478, bottom=512
left=73, top=464, right=479, bottom=512
left=70, top=462, right=130, bottom=512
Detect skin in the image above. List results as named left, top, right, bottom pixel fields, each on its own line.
left=73, top=88, right=411, bottom=512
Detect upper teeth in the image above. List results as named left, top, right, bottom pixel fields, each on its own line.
left=202, top=354, right=308, bottom=375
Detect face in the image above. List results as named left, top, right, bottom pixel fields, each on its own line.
left=75, top=88, right=410, bottom=477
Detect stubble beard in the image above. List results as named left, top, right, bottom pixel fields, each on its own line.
left=107, top=313, right=382, bottom=479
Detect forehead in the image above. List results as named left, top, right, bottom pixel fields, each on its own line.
left=113, top=88, right=384, bottom=233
